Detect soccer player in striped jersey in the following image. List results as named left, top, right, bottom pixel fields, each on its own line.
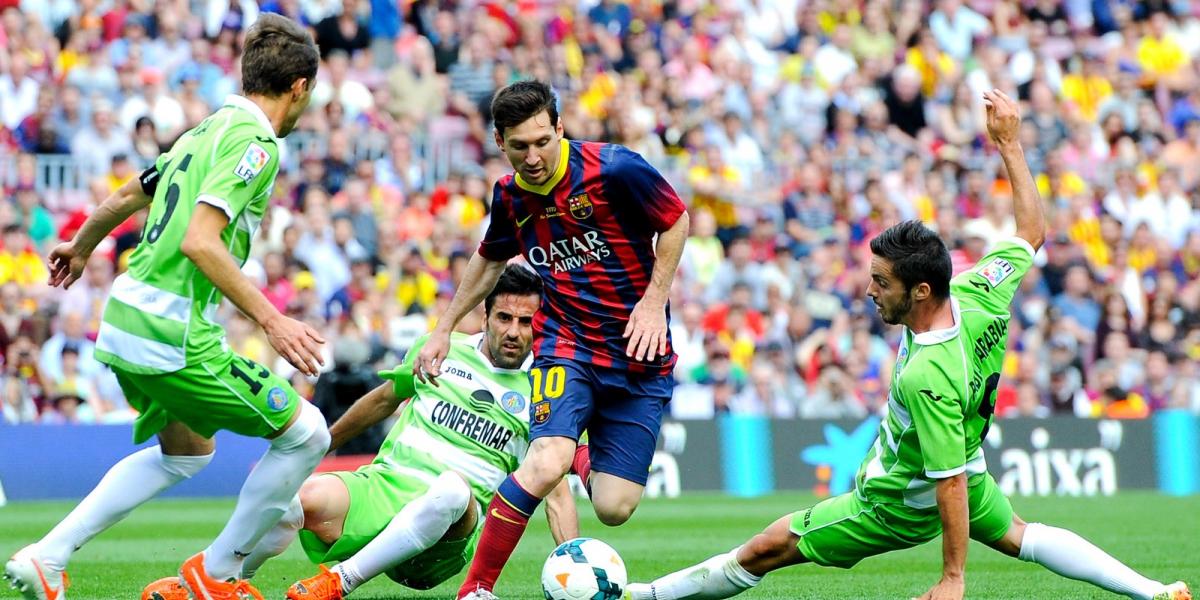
left=621, top=92, right=1190, bottom=600
left=5, top=15, right=327, bottom=600
left=144, top=265, right=578, bottom=600
left=411, top=80, right=689, bottom=600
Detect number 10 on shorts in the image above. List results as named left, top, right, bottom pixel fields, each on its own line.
left=531, top=366, right=565, bottom=403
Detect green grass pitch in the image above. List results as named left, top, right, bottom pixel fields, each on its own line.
left=2, top=492, right=1196, bottom=599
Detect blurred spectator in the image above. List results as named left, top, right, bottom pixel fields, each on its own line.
left=4, top=334, right=46, bottom=416
left=731, top=360, right=797, bottom=418
left=119, top=69, right=186, bottom=144
left=70, top=99, right=133, bottom=180
left=13, top=185, right=55, bottom=249
left=312, top=50, right=374, bottom=122
left=1011, top=381, right=1051, bottom=418
left=38, top=311, right=99, bottom=383
left=930, top=0, right=992, bottom=61
left=801, top=365, right=867, bottom=420
left=0, top=53, right=38, bottom=130
left=1052, top=264, right=1102, bottom=333
left=0, top=225, right=49, bottom=290
left=314, top=0, right=371, bottom=60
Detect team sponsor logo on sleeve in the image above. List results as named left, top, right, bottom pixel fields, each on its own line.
left=501, top=391, right=526, bottom=415
left=976, top=257, right=1015, bottom=288
left=568, top=193, right=593, bottom=219
left=234, top=142, right=270, bottom=183
left=266, top=387, right=290, bottom=411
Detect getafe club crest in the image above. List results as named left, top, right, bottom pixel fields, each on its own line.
left=568, top=193, right=593, bottom=219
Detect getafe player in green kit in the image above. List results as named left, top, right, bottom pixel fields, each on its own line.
left=622, top=92, right=1191, bottom=600
left=227, top=265, right=578, bottom=600
left=5, top=14, right=327, bottom=600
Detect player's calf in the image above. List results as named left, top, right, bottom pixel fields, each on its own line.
left=1015, top=520, right=1181, bottom=600
left=626, top=515, right=805, bottom=600
left=240, top=495, right=304, bottom=580
left=737, top=515, right=808, bottom=576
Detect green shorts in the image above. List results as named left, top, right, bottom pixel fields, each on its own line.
left=115, top=351, right=301, bottom=444
left=790, top=473, right=1014, bottom=568
left=298, top=465, right=483, bottom=590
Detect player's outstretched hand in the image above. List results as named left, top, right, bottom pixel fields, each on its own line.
left=983, top=88, right=1020, bottom=147
left=413, top=328, right=450, bottom=387
left=913, top=576, right=965, bottom=600
left=624, top=298, right=668, bottom=363
left=47, top=241, right=89, bottom=289
left=265, top=314, right=325, bottom=377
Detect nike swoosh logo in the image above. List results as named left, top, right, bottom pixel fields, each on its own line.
left=515, top=214, right=533, bottom=227
left=32, top=561, right=59, bottom=600
left=490, top=508, right=522, bottom=525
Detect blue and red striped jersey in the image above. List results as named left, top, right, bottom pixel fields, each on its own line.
left=478, top=139, right=686, bottom=375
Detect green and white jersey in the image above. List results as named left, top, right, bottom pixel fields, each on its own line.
left=856, top=237, right=1036, bottom=509
left=96, top=95, right=280, bottom=374
left=376, top=332, right=533, bottom=505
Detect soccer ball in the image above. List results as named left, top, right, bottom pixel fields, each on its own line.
left=541, top=537, right=627, bottom=600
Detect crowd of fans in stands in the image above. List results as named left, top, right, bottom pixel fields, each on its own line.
left=2, top=0, right=1199, bottom=426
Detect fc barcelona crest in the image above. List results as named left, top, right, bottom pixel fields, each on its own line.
left=568, top=193, right=593, bottom=219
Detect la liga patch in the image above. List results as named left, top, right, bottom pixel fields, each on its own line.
left=977, top=257, right=1015, bottom=288
left=234, top=142, right=270, bottom=183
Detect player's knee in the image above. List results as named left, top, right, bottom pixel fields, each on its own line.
left=299, top=478, right=334, bottom=526
left=594, top=498, right=637, bottom=526
left=744, top=528, right=793, bottom=562
left=274, top=402, right=331, bottom=459
left=518, top=449, right=571, bottom=495
left=432, top=472, right=473, bottom=520
left=159, top=447, right=214, bottom=480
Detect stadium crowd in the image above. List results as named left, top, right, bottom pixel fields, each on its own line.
left=2, top=0, right=1200, bottom=428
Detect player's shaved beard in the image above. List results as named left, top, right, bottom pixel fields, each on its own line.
left=879, top=291, right=914, bottom=326
left=485, top=329, right=527, bottom=370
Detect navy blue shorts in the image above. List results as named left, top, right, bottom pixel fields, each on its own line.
left=528, top=356, right=673, bottom=486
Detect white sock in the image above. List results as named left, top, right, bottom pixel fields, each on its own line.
left=204, top=402, right=330, bottom=580
left=38, top=446, right=212, bottom=571
left=630, top=548, right=761, bottom=600
left=1019, top=523, right=1164, bottom=599
left=333, top=471, right=472, bottom=594
left=239, top=494, right=304, bottom=580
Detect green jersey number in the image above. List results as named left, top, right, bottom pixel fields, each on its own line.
left=145, top=153, right=193, bottom=244
left=978, top=372, right=1000, bottom=442
left=230, top=356, right=270, bottom=395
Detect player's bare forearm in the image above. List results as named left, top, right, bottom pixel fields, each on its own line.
left=645, top=211, right=689, bottom=306
left=434, top=252, right=507, bottom=333
left=998, top=143, right=1045, bottom=252
left=935, top=472, right=969, bottom=581
left=544, top=477, right=580, bottom=545
left=328, top=382, right=406, bottom=452
left=72, top=177, right=151, bottom=254
left=181, top=203, right=282, bottom=328
left=984, top=89, right=1045, bottom=252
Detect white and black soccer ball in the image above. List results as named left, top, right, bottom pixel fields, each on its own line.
left=540, top=537, right=627, bottom=600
